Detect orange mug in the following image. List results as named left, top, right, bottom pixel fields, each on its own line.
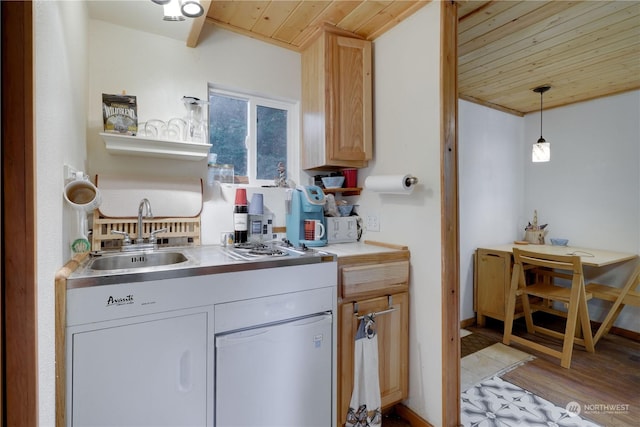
left=304, top=219, right=325, bottom=240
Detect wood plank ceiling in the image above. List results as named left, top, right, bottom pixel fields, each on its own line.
left=194, top=0, right=640, bottom=116
left=199, top=0, right=428, bottom=51
left=458, top=0, right=640, bottom=115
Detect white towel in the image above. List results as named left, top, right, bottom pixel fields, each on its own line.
left=346, top=316, right=382, bottom=427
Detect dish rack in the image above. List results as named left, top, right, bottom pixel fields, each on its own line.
left=91, top=210, right=201, bottom=252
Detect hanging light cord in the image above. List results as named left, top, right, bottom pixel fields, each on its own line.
left=533, top=85, right=550, bottom=143
left=539, top=90, right=543, bottom=140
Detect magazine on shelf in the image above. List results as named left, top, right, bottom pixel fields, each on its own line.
left=102, top=93, right=137, bottom=135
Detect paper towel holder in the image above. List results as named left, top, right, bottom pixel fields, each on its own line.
left=405, top=176, right=419, bottom=186
left=364, top=174, right=420, bottom=194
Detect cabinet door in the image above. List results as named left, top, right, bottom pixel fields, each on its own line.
left=70, top=310, right=208, bottom=427
left=338, top=292, right=408, bottom=426
left=301, top=31, right=372, bottom=170
left=475, top=250, right=512, bottom=324
left=327, top=35, right=372, bottom=163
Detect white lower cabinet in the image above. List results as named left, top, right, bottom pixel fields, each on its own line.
left=69, top=309, right=210, bottom=426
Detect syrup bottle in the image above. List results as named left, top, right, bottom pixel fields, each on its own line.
left=233, top=188, right=248, bottom=244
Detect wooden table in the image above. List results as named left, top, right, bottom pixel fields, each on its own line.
left=480, top=243, right=637, bottom=267
left=475, top=244, right=639, bottom=339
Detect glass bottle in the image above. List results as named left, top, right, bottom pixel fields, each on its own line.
left=233, top=188, right=248, bottom=244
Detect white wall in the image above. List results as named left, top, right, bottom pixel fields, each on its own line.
left=524, top=91, right=640, bottom=330
left=460, top=91, right=640, bottom=333
left=87, top=20, right=302, bottom=243
left=524, top=91, right=639, bottom=253
left=359, top=2, right=443, bottom=423
left=458, top=100, right=524, bottom=323
left=34, top=0, right=89, bottom=425
left=87, top=20, right=301, bottom=177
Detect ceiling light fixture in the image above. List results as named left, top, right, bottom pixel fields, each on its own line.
left=532, top=85, right=551, bottom=163
left=181, top=0, right=205, bottom=18
left=163, top=0, right=185, bottom=21
left=151, top=0, right=204, bottom=21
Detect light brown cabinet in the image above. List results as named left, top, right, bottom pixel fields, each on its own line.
left=337, top=252, right=409, bottom=426
left=475, top=248, right=514, bottom=326
left=301, top=29, right=372, bottom=170
left=475, top=247, right=535, bottom=326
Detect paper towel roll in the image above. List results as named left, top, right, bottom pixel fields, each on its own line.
left=364, top=174, right=417, bottom=194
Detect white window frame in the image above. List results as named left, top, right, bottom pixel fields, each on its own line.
left=208, top=84, right=299, bottom=187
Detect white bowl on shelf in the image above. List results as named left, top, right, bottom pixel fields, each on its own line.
left=321, top=176, right=345, bottom=189
left=337, top=205, right=354, bottom=216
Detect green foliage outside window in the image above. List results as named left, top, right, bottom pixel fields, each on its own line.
left=209, top=94, right=247, bottom=176
left=209, top=90, right=289, bottom=182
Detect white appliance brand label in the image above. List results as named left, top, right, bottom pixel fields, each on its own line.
left=106, top=294, right=134, bottom=307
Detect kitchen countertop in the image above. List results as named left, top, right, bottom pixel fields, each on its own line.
left=323, top=240, right=409, bottom=259
left=66, top=244, right=336, bottom=288
left=62, top=240, right=409, bottom=289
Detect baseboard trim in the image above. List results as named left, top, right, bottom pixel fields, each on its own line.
left=598, top=323, right=640, bottom=342
left=460, top=317, right=475, bottom=329
left=463, top=315, right=640, bottom=342
left=395, top=403, right=434, bottom=427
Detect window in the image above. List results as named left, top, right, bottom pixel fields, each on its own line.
left=208, top=85, right=298, bottom=185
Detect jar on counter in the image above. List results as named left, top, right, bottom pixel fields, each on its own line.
left=209, top=164, right=235, bottom=184
left=219, top=164, right=235, bottom=183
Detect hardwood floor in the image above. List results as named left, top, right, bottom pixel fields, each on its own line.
left=467, top=316, right=640, bottom=427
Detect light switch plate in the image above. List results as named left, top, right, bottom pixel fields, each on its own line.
left=366, top=214, right=380, bottom=232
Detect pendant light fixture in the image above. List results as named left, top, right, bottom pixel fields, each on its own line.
left=532, top=85, right=551, bottom=162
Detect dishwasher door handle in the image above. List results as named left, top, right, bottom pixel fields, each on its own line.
left=215, top=328, right=270, bottom=347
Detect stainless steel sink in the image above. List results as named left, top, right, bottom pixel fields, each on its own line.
left=89, top=251, right=188, bottom=271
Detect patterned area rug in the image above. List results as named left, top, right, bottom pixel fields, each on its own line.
left=461, top=376, right=602, bottom=427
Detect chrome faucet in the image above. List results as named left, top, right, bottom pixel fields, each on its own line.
left=111, top=198, right=167, bottom=251
left=137, top=198, right=153, bottom=244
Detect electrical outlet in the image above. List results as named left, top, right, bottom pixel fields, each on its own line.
left=64, top=164, right=79, bottom=181
left=366, top=214, right=380, bottom=232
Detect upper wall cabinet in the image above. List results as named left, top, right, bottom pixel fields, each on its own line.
left=301, top=30, right=372, bottom=170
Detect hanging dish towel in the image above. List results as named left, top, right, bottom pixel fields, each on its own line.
left=346, top=315, right=382, bottom=427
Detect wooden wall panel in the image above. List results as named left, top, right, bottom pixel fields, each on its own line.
left=440, top=1, right=460, bottom=426
left=1, top=1, right=38, bottom=426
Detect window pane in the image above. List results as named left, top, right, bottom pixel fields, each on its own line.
left=256, top=105, right=287, bottom=181
left=209, top=94, right=247, bottom=176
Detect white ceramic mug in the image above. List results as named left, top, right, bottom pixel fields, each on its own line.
left=304, top=219, right=325, bottom=240
left=64, top=173, right=101, bottom=211
left=220, top=231, right=234, bottom=247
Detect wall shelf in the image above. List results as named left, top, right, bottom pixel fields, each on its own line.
left=323, top=187, right=361, bottom=196
left=100, top=132, right=211, bottom=161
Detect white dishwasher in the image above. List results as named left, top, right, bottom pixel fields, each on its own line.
left=214, top=287, right=334, bottom=427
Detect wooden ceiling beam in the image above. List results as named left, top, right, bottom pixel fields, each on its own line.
left=186, top=0, right=213, bottom=48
